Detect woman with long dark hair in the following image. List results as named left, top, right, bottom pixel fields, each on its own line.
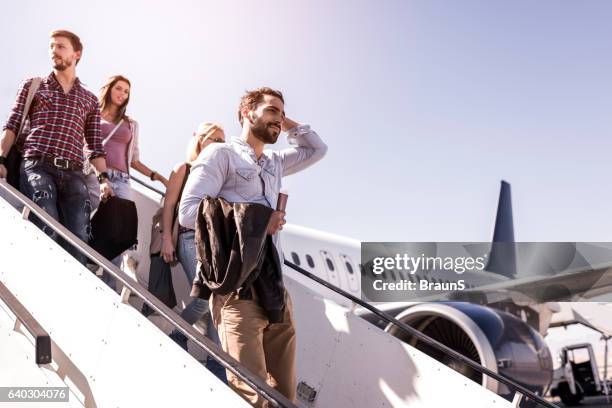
left=89, top=75, right=168, bottom=287
left=96, top=75, right=167, bottom=198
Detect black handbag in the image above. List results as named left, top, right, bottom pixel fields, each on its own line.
left=90, top=196, right=138, bottom=261
left=5, top=148, right=22, bottom=189
left=141, top=255, right=177, bottom=316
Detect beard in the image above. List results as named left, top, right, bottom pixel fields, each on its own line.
left=53, top=61, right=69, bottom=71
left=52, top=57, right=72, bottom=71
left=251, top=116, right=280, bottom=144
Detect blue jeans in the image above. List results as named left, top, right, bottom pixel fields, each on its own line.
left=107, top=169, right=132, bottom=201
left=176, top=231, right=212, bottom=326
left=20, top=158, right=91, bottom=265
left=84, top=171, right=101, bottom=211
left=171, top=230, right=226, bottom=382
left=84, top=167, right=132, bottom=212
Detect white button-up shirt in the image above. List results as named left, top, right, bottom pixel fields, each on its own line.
left=178, top=124, right=328, bottom=261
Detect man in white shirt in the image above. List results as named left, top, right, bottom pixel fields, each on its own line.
left=179, top=87, right=327, bottom=406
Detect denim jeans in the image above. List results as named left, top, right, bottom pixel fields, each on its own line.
left=107, top=168, right=132, bottom=201
left=84, top=168, right=132, bottom=212
left=170, top=230, right=226, bottom=382
left=176, top=230, right=212, bottom=325
left=20, top=158, right=91, bottom=265
left=84, top=171, right=101, bottom=211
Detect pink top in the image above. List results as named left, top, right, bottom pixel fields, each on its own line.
left=102, top=119, right=132, bottom=173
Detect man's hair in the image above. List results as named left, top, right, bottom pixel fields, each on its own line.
left=50, top=29, right=83, bottom=64
left=237, top=87, right=284, bottom=126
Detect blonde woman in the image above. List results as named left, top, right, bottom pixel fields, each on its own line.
left=161, top=122, right=226, bottom=381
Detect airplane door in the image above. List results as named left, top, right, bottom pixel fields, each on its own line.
left=320, top=250, right=340, bottom=287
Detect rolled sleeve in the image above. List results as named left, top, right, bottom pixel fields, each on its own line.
left=178, top=145, right=229, bottom=229
left=280, top=124, right=328, bottom=176
left=3, top=78, right=32, bottom=134
left=84, top=101, right=105, bottom=160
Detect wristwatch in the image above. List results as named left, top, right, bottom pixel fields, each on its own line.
left=0, top=156, right=6, bottom=165
left=97, top=172, right=110, bottom=183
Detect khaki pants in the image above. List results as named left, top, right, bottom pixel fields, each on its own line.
left=211, top=289, right=296, bottom=407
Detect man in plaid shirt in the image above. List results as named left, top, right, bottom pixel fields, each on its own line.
left=0, top=30, right=114, bottom=264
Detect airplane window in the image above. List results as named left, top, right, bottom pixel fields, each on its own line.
left=326, top=258, right=335, bottom=271
left=291, top=252, right=301, bottom=266
left=345, top=261, right=354, bottom=275
left=306, top=254, right=315, bottom=268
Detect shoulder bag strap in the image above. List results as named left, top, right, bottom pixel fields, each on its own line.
left=16, top=77, right=43, bottom=138
left=172, top=163, right=191, bottom=227
left=102, top=118, right=124, bottom=146
left=82, top=118, right=124, bottom=175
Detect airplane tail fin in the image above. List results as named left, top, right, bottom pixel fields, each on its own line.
left=485, top=180, right=517, bottom=278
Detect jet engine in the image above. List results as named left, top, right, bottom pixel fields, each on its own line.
left=377, top=303, right=553, bottom=402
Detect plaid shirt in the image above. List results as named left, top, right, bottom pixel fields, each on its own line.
left=3, top=72, right=105, bottom=164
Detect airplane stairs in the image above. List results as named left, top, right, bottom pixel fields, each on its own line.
left=0, top=178, right=535, bottom=407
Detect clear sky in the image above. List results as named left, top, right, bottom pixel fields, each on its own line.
left=1, top=0, right=612, bottom=242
